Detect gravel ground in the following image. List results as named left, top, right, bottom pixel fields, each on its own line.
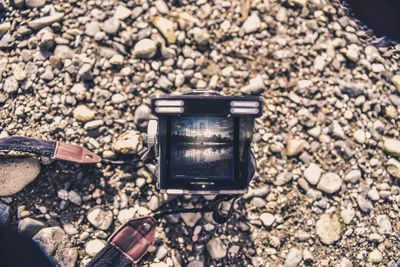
left=1, top=0, right=400, bottom=266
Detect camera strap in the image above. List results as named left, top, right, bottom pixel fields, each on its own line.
left=0, top=136, right=240, bottom=266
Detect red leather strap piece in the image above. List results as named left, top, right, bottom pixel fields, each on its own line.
left=54, top=141, right=102, bottom=164
left=108, top=216, right=157, bottom=263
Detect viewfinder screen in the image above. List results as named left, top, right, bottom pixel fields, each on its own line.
left=170, top=117, right=234, bottom=180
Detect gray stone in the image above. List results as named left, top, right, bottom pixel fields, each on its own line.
left=0, top=157, right=41, bottom=196
left=340, top=257, right=353, bottom=267
left=206, top=238, right=226, bottom=259
left=33, top=227, right=78, bottom=267
left=68, top=191, right=82, bottom=205
left=260, top=212, right=275, bottom=227
left=284, top=248, right=302, bottom=267
left=134, top=39, right=157, bottom=59
left=0, top=22, right=11, bottom=37
left=242, top=13, right=261, bottom=34
left=101, top=17, right=120, bottom=35
left=316, top=214, right=341, bottom=245
left=241, top=75, right=265, bottom=95
left=85, top=239, right=106, bottom=257
left=112, top=130, right=143, bottom=154
left=87, top=207, right=113, bottom=230
left=84, top=120, right=104, bottom=130
left=85, top=21, right=100, bottom=37
left=0, top=33, right=14, bottom=48
left=386, top=158, right=400, bottom=178
left=25, top=0, right=46, bottom=8
left=356, top=194, right=373, bottom=213
left=25, top=62, right=38, bottom=78
left=0, top=202, right=10, bottom=226
left=304, top=163, right=321, bottom=185
left=376, top=215, right=392, bottom=235
left=18, top=217, right=46, bottom=237
left=368, top=249, right=382, bottom=263
left=114, top=5, right=131, bottom=20
left=3, top=76, right=18, bottom=93
left=340, top=208, right=355, bottom=224
left=54, top=45, right=74, bottom=60
left=73, top=105, right=96, bottom=122
left=180, top=204, right=201, bottom=227
left=286, top=139, right=305, bottom=157
left=382, top=138, right=400, bottom=157
left=317, top=173, right=342, bottom=194
left=28, top=13, right=64, bottom=30
left=156, top=246, right=168, bottom=260
left=344, top=169, right=361, bottom=183
left=134, top=104, right=151, bottom=130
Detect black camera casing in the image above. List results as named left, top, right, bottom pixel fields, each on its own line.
left=149, top=92, right=262, bottom=195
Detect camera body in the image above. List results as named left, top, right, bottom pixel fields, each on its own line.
left=148, top=90, right=262, bottom=195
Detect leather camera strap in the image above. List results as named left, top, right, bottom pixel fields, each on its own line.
left=0, top=136, right=238, bottom=265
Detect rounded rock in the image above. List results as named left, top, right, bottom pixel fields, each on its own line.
left=134, top=39, right=157, bottom=59
left=73, top=105, right=96, bottom=122
left=316, top=213, right=341, bottom=245
left=206, top=238, right=226, bottom=260
left=260, top=213, right=275, bottom=227
left=286, top=139, right=305, bottom=157
left=317, top=173, right=342, bottom=194
left=0, top=157, right=41, bottom=196
left=87, top=207, right=113, bottom=230
left=85, top=239, right=106, bottom=257
left=284, top=248, right=302, bottom=267
left=303, top=163, right=321, bottom=185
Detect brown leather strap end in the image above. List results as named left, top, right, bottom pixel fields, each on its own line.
left=108, top=216, right=157, bottom=263
left=54, top=141, right=102, bottom=164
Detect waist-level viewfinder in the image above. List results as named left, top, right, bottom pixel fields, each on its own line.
left=148, top=90, right=262, bottom=195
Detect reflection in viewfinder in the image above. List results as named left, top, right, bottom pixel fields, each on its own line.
left=170, top=117, right=234, bottom=180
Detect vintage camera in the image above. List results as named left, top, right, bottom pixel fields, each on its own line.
left=147, top=90, right=262, bottom=195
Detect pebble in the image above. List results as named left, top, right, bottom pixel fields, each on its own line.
left=101, top=17, right=120, bottom=35
left=109, top=54, right=124, bottom=65
left=376, top=215, right=392, bottom=235
left=134, top=104, right=151, bottom=129
left=382, top=138, right=400, bottom=157
left=367, top=249, right=382, bottom=263
left=13, top=63, right=26, bottom=81
left=156, top=246, right=168, bottom=260
left=18, top=217, right=46, bottom=237
left=114, top=5, right=131, bottom=20
left=68, top=191, right=82, bottom=205
left=250, top=197, right=266, bottom=208
left=0, top=157, right=41, bottom=196
left=117, top=208, right=135, bottom=224
left=28, top=13, right=64, bottom=30
left=73, top=105, right=96, bottom=122
left=193, top=27, right=210, bottom=45
left=87, top=207, right=113, bottom=230
left=85, top=21, right=100, bottom=37
left=367, top=188, right=380, bottom=201
left=70, top=83, right=86, bottom=100
left=112, top=130, right=143, bottom=154
left=303, top=163, right=321, bottom=185
left=180, top=209, right=201, bottom=227
left=340, top=257, right=353, bottom=267
left=274, top=171, right=293, bottom=186
left=148, top=195, right=159, bottom=211
left=3, top=76, right=18, bottom=93
left=187, top=261, right=204, bottom=267
left=317, top=172, right=342, bottom=194
left=240, top=75, right=265, bottom=95
left=340, top=208, right=355, bottom=224
left=344, top=169, right=361, bottom=183
left=0, top=202, right=9, bottom=226
left=286, top=139, right=305, bottom=156
left=386, top=158, right=400, bottom=178
left=152, top=16, right=175, bottom=44
left=260, top=212, right=275, bottom=227
left=111, top=94, right=125, bottom=104
left=356, top=194, right=373, bottom=213
left=332, top=121, right=345, bottom=139
left=290, top=0, right=307, bottom=6
left=345, top=44, right=360, bottom=61
left=134, top=39, right=157, bottom=58
left=316, top=214, right=341, bottom=245
left=84, top=120, right=104, bottom=131
left=206, top=238, right=226, bottom=259
left=0, top=22, right=11, bottom=37
left=54, top=45, right=74, bottom=60
left=40, top=67, right=54, bottom=81
left=25, top=0, right=46, bottom=8
left=392, top=75, right=400, bottom=93
left=33, top=227, right=78, bottom=267
left=85, top=239, right=106, bottom=256
left=284, top=248, right=302, bottom=267
left=353, top=129, right=365, bottom=144
left=242, top=13, right=261, bottom=34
